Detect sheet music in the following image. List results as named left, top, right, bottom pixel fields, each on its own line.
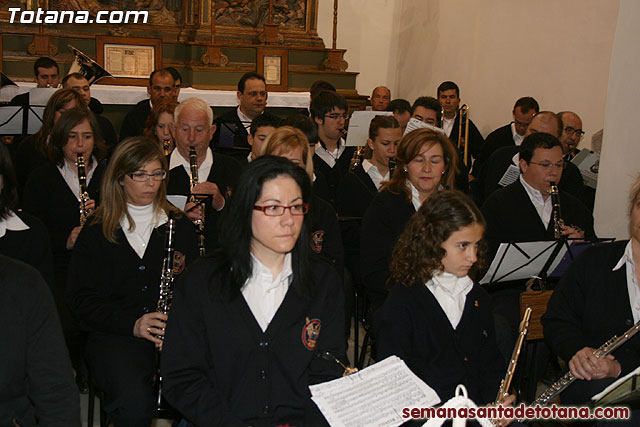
left=0, top=106, right=24, bottom=134
left=167, top=195, right=187, bottom=210
left=345, top=111, right=393, bottom=147
left=310, top=356, right=440, bottom=427
left=480, top=241, right=567, bottom=284
left=497, top=164, right=520, bottom=187
left=403, top=118, right=446, bottom=136
left=571, top=148, right=599, bottom=189
left=592, top=365, right=640, bottom=402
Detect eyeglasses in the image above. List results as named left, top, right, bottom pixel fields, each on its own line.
left=563, top=126, right=585, bottom=137
left=528, top=161, right=565, bottom=170
left=324, top=113, right=348, bottom=120
left=253, top=203, right=310, bottom=216
left=128, top=171, right=167, bottom=182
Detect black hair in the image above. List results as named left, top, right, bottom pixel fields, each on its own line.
left=0, top=143, right=18, bottom=220
left=249, top=114, right=279, bottom=136
left=387, top=98, right=411, bottom=115
left=164, top=67, right=182, bottom=84
left=148, top=69, right=174, bottom=86
left=61, top=72, right=86, bottom=87
left=369, top=115, right=399, bottom=140
left=411, top=96, right=442, bottom=124
left=519, top=132, right=562, bottom=163
left=216, top=155, right=314, bottom=300
left=437, top=81, right=459, bottom=98
left=34, top=57, right=58, bottom=76
left=514, top=97, right=540, bottom=114
left=309, top=90, right=348, bottom=121
left=238, top=72, right=266, bottom=93
left=279, top=114, right=319, bottom=146
left=310, top=80, right=336, bottom=99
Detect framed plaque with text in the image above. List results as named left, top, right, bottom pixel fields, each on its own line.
left=257, top=48, right=288, bottom=92
left=96, top=36, right=162, bottom=86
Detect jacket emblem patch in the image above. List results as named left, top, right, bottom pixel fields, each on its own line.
left=172, top=251, right=185, bottom=275
left=311, top=230, right=324, bottom=253
left=302, top=317, right=321, bottom=350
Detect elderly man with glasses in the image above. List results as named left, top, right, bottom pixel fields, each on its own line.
left=558, top=111, right=585, bottom=160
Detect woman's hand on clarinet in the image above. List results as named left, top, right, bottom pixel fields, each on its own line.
left=84, top=198, right=96, bottom=212
left=134, top=312, right=168, bottom=349
left=561, top=224, right=584, bottom=240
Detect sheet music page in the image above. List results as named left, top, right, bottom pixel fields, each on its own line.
left=571, top=148, right=599, bottom=189
left=0, top=106, right=24, bottom=134
left=167, top=195, right=188, bottom=210
left=345, top=111, right=393, bottom=147
left=403, top=118, right=446, bottom=136
left=498, top=164, right=520, bottom=187
left=480, top=241, right=567, bottom=284
left=592, top=365, right=640, bottom=402
left=310, top=356, right=440, bottom=427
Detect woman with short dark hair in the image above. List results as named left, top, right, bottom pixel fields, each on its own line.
left=162, top=155, right=346, bottom=426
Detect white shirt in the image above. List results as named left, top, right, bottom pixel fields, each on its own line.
left=0, top=211, right=29, bottom=238
left=519, top=175, right=552, bottom=228
left=408, top=181, right=423, bottom=211
left=120, top=203, right=168, bottom=258
left=57, top=156, right=97, bottom=201
left=425, top=272, right=474, bottom=329
left=237, top=106, right=253, bottom=131
left=442, top=114, right=456, bottom=138
left=612, top=241, right=640, bottom=323
left=362, top=159, right=389, bottom=190
left=511, top=122, right=524, bottom=146
left=169, top=147, right=214, bottom=182
left=242, top=253, right=293, bottom=332
left=315, top=138, right=346, bottom=168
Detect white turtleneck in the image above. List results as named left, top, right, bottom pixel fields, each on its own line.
left=120, top=203, right=168, bottom=258
left=425, top=271, right=474, bottom=329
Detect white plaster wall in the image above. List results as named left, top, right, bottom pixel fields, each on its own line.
left=593, top=0, right=640, bottom=239
left=317, top=0, right=618, bottom=148
left=316, top=0, right=401, bottom=98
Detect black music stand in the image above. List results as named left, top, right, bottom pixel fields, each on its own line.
left=0, top=105, right=44, bottom=135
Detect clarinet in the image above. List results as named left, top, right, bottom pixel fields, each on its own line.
left=156, top=215, right=175, bottom=320
left=532, top=320, right=640, bottom=407
left=154, top=215, right=175, bottom=415
left=549, top=182, right=565, bottom=239
left=162, top=139, right=172, bottom=157
left=189, top=147, right=206, bottom=256
left=76, top=154, right=90, bottom=226
left=388, top=158, right=397, bottom=178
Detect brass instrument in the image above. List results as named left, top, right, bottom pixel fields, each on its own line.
left=532, top=319, right=640, bottom=407
left=67, top=45, right=113, bottom=85
left=457, top=104, right=470, bottom=167
left=76, top=154, right=90, bottom=226
left=349, top=145, right=366, bottom=171
left=162, top=140, right=172, bottom=157
left=494, top=307, right=532, bottom=409
left=319, top=351, right=358, bottom=377
left=549, top=182, right=565, bottom=239
left=189, top=147, right=206, bottom=256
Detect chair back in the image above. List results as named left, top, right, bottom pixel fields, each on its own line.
left=520, top=290, right=553, bottom=341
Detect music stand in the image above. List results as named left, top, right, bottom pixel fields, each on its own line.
left=480, top=240, right=569, bottom=285
left=592, top=366, right=640, bottom=407
left=0, top=105, right=44, bottom=135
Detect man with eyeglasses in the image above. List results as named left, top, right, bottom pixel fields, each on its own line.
left=479, top=97, right=539, bottom=167
left=120, top=69, right=175, bottom=141
left=558, top=111, right=584, bottom=160
left=212, top=72, right=278, bottom=162
left=481, top=132, right=595, bottom=362
left=167, top=98, right=241, bottom=253
left=310, top=90, right=356, bottom=206
left=476, top=111, right=587, bottom=206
